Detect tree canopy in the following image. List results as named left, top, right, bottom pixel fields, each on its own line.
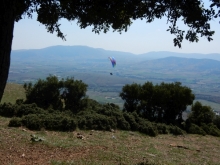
left=14, top=0, right=220, bottom=47
left=23, top=75, right=88, bottom=113
left=120, top=82, right=195, bottom=124
left=0, top=0, right=220, bottom=102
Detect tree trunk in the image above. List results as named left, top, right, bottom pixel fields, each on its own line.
left=0, top=0, right=15, bottom=102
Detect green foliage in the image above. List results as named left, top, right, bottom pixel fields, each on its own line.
left=42, top=114, right=77, bottom=131
left=123, top=112, right=139, bottom=131
left=214, top=116, right=220, bottom=130
left=168, top=125, right=185, bottom=135
left=2, top=78, right=219, bottom=137
left=188, top=101, right=216, bottom=125
left=77, top=113, right=114, bottom=130
left=154, top=123, right=169, bottom=134
left=15, top=103, right=47, bottom=117
left=0, top=102, right=47, bottom=118
left=0, top=103, right=15, bottom=117
left=21, top=113, right=77, bottom=131
left=23, top=75, right=88, bottom=113
left=22, top=114, right=43, bottom=130
left=63, top=77, right=88, bottom=112
left=8, top=117, right=22, bottom=127
left=201, top=123, right=220, bottom=137
left=187, top=123, right=206, bottom=136
left=136, top=118, right=158, bottom=137
left=120, top=81, right=194, bottom=124
left=119, top=83, right=141, bottom=113
left=24, top=75, right=63, bottom=110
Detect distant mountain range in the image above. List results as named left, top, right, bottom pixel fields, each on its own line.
left=11, top=45, right=220, bottom=73
left=11, top=45, right=220, bottom=62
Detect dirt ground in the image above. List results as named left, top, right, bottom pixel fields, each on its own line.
left=0, top=117, right=107, bottom=165
left=0, top=129, right=92, bottom=165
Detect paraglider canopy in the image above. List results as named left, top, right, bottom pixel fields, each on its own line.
left=108, top=57, right=116, bottom=67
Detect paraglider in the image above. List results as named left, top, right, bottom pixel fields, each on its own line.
left=108, top=57, right=116, bottom=75
left=108, top=57, right=116, bottom=67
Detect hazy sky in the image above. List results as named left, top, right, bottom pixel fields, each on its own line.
left=12, top=0, right=220, bottom=54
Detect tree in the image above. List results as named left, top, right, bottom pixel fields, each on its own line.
left=119, top=83, right=141, bottom=113
left=62, top=77, right=88, bottom=112
left=139, top=82, right=194, bottom=124
left=1, top=0, right=219, bottom=102
left=24, top=75, right=63, bottom=109
left=138, top=82, right=156, bottom=121
left=23, top=75, right=88, bottom=112
left=187, top=101, right=216, bottom=125
left=158, top=82, right=195, bottom=124
left=120, top=81, right=195, bottom=124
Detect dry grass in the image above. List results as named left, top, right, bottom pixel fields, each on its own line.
left=1, top=116, right=220, bottom=165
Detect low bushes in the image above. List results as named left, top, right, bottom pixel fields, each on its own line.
left=1, top=101, right=220, bottom=137
left=22, top=114, right=77, bottom=131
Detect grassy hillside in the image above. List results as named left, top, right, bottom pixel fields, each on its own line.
left=1, top=83, right=25, bottom=104
left=0, top=116, right=220, bottom=165
left=1, top=83, right=220, bottom=164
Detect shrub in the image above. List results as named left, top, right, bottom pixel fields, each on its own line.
left=15, top=103, right=46, bottom=117
left=187, top=124, right=206, bottom=135
left=213, top=116, right=220, bottom=130
left=208, top=123, right=220, bottom=137
left=77, top=113, right=115, bottom=131
left=138, top=119, right=158, bottom=136
left=93, top=103, right=131, bottom=130
left=0, top=103, right=17, bottom=117
left=42, top=114, right=77, bottom=131
left=22, top=114, right=43, bottom=130
left=188, top=101, right=215, bottom=126
left=8, top=117, right=22, bottom=127
left=168, top=125, right=185, bottom=135
left=21, top=113, right=77, bottom=131
left=123, top=112, right=139, bottom=131
left=154, top=123, right=169, bottom=134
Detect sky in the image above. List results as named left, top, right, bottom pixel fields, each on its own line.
left=12, top=1, right=220, bottom=55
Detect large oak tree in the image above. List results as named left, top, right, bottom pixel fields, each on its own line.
left=0, top=0, right=219, bottom=102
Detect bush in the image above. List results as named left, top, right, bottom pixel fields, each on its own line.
left=77, top=113, right=115, bottom=131
left=168, top=125, right=185, bottom=135
left=8, top=117, right=22, bottom=127
left=138, top=118, right=158, bottom=136
left=154, top=123, right=169, bottom=134
left=22, top=114, right=43, bottom=130
left=89, top=103, right=131, bottom=130
left=214, top=116, right=220, bottom=130
left=22, top=113, right=77, bottom=131
left=0, top=103, right=17, bottom=117
left=42, top=114, right=77, bottom=131
left=187, top=123, right=206, bottom=135
left=123, top=112, right=139, bottom=131
left=15, top=103, right=47, bottom=117
left=208, top=123, right=220, bottom=137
